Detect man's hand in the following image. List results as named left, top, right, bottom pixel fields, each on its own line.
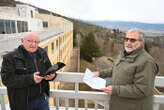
left=93, top=72, right=99, bottom=77
left=33, top=72, right=44, bottom=83
left=44, top=73, right=56, bottom=80
left=101, top=85, right=112, bottom=95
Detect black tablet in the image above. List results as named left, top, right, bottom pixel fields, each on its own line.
left=39, top=62, right=66, bottom=77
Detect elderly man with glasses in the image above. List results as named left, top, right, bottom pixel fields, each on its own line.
left=93, top=29, right=158, bottom=110
left=1, top=32, right=56, bottom=110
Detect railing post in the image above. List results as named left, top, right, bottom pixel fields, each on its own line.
left=0, top=94, right=6, bottom=110
left=94, top=101, right=98, bottom=110
left=55, top=97, right=59, bottom=110
left=64, top=98, right=69, bottom=110
left=75, top=99, right=78, bottom=110
left=154, top=103, right=160, bottom=110
left=104, top=101, right=109, bottom=110
left=84, top=99, right=88, bottom=110
left=75, top=82, right=79, bottom=110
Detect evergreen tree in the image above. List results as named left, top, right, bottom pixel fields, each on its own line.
left=144, top=42, right=151, bottom=53
left=104, top=33, right=109, bottom=45
left=80, top=32, right=101, bottom=62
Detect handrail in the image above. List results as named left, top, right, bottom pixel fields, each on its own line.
left=55, top=72, right=164, bottom=84
left=1, top=72, right=164, bottom=110
left=0, top=72, right=110, bottom=110
left=154, top=76, right=164, bottom=87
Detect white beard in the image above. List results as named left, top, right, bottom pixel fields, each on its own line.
left=125, top=43, right=141, bottom=52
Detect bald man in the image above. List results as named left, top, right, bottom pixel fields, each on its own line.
left=1, top=32, right=56, bottom=110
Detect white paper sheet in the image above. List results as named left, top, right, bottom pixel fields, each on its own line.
left=83, top=68, right=106, bottom=89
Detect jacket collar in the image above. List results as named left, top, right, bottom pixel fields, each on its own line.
left=122, top=46, right=144, bottom=58
left=13, top=45, right=42, bottom=60
left=115, top=46, right=144, bottom=65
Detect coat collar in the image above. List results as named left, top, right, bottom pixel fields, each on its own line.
left=115, top=46, right=144, bottom=65
left=13, top=45, right=43, bottom=60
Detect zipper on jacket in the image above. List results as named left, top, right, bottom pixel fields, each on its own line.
left=31, top=54, right=42, bottom=94
left=33, top=58, right=42, bottom=94
left=27, top=88, right=29, bottom=108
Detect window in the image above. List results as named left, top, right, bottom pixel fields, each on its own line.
left=5, top=20, right=11, bottom=34
left=51, top=42, right=55, bottom=54
left=59, top=38, right=62, bottom=46
left=43, top=21, right=48, bottom=28
left=56, top=40, right=58, bottom=50
left=24, top=22, right=28, bottom=32
left=17, top=21, right=28, bottom=33
left=18, top=8, right=20, bottom=16
left=11, top=21, right=16, bottom=33
left=0, top=19, right=28, bottom=34
left=22, top=22, right=25, bottom=32
left=0, top=19, right=5, bottom=34
left=17, top=21, right=22, bottom=33
left=31, top=10, right=33, bottom=18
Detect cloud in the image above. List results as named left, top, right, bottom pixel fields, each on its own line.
left=29, top=0, right=92, bottom=19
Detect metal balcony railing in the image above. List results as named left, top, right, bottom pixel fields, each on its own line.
left=0, top=72, right=164, bottom=110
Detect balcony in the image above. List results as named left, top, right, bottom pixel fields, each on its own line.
left=0, top=72, right=164, bottom=110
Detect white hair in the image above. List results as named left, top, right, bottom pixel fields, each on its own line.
left=126, top=28, right=145, bottom=42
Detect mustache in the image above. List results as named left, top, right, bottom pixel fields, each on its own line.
left=29, top=46, right=37, bottom=48
left=125, top=44, right=132, bottom=48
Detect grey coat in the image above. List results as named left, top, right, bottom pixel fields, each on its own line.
left=99, top=47, right=158, bottom=110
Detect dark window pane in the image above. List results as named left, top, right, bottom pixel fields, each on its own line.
left=0, top=19, right=5, bottom=34
left=22, top=21, right=25, bottom=32
left=17, top=21, right=28, bottom=33
left=43, top=21, right=48, bottom=28
left=5, top=20, right=11, bottom=34
left=17, top=21, right=21, bottom=33
left=25, top=22, right=28, bottom=32
left=51, top=42, right=54, bottom=54
left=11, top=20, right=16, bottom=33
left=56, top=40, right=58, bottom=50
left=31, top=11, right=33, bottom=18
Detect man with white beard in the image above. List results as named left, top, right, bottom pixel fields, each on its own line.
left=93, top=29, right=158, bottom=110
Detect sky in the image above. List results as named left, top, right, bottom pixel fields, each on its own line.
left=16, top=0, right=164, bottom=24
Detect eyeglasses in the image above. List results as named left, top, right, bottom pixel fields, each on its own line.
left=124, top=37, right=141, bottom=43
left=24, top=39, right=40, bottom=44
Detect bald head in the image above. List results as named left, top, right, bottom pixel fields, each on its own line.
left=21, top=32, right=40, bottom=53
left=23, top=32, right=39, bottom=40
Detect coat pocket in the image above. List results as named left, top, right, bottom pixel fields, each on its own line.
left=15, top=58, right=27, bottom=75
left=15, top=66, right=27, bottom=75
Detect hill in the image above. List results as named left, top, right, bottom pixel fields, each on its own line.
left=87, top=20, right=164, bottom=33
